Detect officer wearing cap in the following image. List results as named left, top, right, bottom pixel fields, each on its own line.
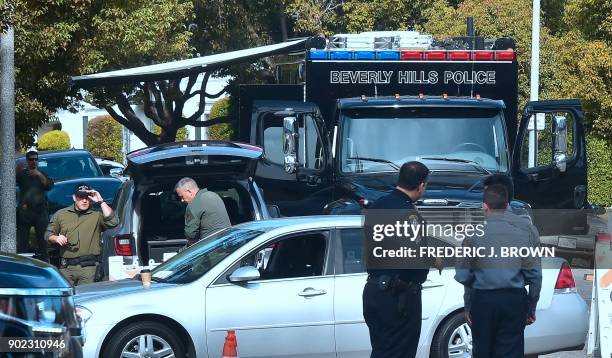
left=45, top=184, right=119, bottom=285
left=363, top=161, right=439, bottom=358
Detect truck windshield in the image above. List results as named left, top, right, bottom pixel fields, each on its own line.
left=340, top=107, right=508, bottom=173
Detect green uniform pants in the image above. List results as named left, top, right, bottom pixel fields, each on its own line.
left=60, top=264, right=96, bottom=286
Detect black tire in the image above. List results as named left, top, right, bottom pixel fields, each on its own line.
left=101, top=321, right=185, bottom=358
left=430, top=312, right=471, bottom=358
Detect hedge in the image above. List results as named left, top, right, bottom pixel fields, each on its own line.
left=86, top=115, right=124, bottom=163
left=587, top=135, right=612, bottom=206
left=207, top=96, right=234, bottom=141
left=152, top=124, right=189, bottom=142
left=37, top=130, right=71, bottom=151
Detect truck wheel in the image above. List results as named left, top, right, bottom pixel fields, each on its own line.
left=430, top=312, right=472, bottom=358
left=102, top=321, right=185, bottom=358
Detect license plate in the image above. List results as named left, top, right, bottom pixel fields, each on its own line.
left=558, top=237, right=577, bottom=249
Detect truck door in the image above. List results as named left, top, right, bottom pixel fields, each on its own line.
left=512, top=99, right=588, bottom=235
left=254, top=102, right=333, bottom=216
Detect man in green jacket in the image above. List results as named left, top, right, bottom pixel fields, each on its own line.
left=174, top=177, right=231, bottom=245
left=46, top=183, right=119, bottom=286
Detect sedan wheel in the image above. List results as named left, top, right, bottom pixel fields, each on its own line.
left=121, top=334, right=174, bottom=358
left=447, top=322, right=472, bottom=358
left=102, top=321, right=186, bottom=358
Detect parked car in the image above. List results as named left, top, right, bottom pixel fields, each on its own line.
left=75, top=215, right=589, bottom=358
left=95, top=157, right=125, bottom=178
left=16, top=149, right=103, bottom=180
left=0, top=253, right=84, bottom=357
left=47, top=177, right=123, bottom=217
left=99, top=141, right=274, bottom=278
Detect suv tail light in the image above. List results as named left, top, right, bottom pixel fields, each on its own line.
left=114, top=235, right=133, bottom=256
left=554, top=261, right=576, bottom=292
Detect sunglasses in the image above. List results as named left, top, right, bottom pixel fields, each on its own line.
left=27, top=157, right=38, bottom=162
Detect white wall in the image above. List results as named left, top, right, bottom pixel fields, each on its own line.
left=49, top=75, right=230, bottom=162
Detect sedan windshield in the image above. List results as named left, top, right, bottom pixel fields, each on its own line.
left=151, top=228, right=263, bottom=284
left=340, top=107, right=508, bottom=173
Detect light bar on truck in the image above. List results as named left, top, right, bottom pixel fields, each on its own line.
left=307, top=49, right=516, bottom=61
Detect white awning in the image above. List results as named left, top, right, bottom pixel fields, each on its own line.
left=71, top=39, right=308, bottom=88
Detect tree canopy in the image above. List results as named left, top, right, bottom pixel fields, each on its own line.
left=3, top=0, right=611, bottom=145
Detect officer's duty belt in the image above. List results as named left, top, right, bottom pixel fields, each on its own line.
left=62, top=255, right=99, bottom=268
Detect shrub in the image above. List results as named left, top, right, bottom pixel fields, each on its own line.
left=37, top=130, right=71, bottom=151
left=86, top=115, right=124, bottom=163
left=207, top=96, right=234, bottom=141
left=587, top=135, right=612, bottom=206
left=152, top=124, right=189, bottom=142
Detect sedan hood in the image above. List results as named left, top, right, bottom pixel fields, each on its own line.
left=75, top=278, right=174, bottom=304
left=127, top=141, right=262, bottom=183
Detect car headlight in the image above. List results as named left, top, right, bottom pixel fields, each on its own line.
left=75, top=305, right=92, bottom=325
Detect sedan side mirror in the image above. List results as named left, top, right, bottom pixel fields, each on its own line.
left=228, top=266, right=260, bottom=283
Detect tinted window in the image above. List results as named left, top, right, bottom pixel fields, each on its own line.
left=35, top=155, right=101, bottom=179
left=47, top=180, right=121, bottom=215
left=237, top=232, right=329, bottom=280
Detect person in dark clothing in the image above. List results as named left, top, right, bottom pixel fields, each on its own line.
left=16, top=151, right=54, bottom=260
left=362, top=161, right=436, bottom=358
left=455, top=184, right=542, bottom=358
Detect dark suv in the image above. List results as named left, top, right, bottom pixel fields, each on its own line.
left=16, top=149, right=103, bottom=180
left=100, top=141, right=275, bottom=277
left=0, top=253, right=83, bottom=357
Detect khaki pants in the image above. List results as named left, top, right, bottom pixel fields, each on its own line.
left=60, top=264, right=96, bottom=286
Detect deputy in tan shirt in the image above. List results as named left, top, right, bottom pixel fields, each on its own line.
left=46, top=183, right=119, bottom=286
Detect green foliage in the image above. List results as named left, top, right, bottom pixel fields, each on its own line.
left=565, top=0, right=612, bottom=43
left=587, top=135, right=612, bottom=206
left=152, top=124, right=189, bottom=142
left=342, top=0, right=431, bottom=32
left=86, top=115, right=124, bottom=163
left=207, top=97, right=234, bottom=141
left=37, top=130, right=71, bottom=151
left=5, top=0, right=193, bottom=146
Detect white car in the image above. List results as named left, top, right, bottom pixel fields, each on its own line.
left=95, top=157, right=125, bottom=178
left=75, top=216, right=589, bottom=358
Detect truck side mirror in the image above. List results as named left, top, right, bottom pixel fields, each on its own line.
left=554, top=115, right=567, bottom=173
left=283, top=117, right=298, bottom=174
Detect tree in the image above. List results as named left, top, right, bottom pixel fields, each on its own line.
left=207, top=97, right=234, bottom=140
left=37, top=130, right=70, bottom=151
left=86, top=115, right=124, bottom=163
left=2, top=0, right=194, bottom=147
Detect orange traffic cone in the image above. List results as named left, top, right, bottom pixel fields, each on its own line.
left=222, top=330, right=238, bottom=358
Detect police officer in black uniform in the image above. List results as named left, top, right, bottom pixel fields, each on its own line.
left=362, top=161, right=432, bottom=358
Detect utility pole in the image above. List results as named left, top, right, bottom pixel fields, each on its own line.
left=528, top=0, right=541, bottom=168
left=0, top=0, right=16, bottom=253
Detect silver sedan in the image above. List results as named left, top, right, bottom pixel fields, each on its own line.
left=75, top=216, right=589, bottom=357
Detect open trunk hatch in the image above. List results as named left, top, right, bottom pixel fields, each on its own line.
left=127, top=141, right=262, bottom=183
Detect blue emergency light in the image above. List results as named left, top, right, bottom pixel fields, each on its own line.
left=353, top=51, right=376, bottom=60
left=308, top=50, right=328, bottom=60
left=329, top=51, right=352, bottom=60
left=376, top=51, right=400, bottom=60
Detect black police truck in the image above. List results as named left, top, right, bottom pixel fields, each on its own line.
left=238, top=30, right=588, bottom=236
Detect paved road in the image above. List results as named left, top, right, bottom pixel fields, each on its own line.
left=542, top=267, right=592, bottom=358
